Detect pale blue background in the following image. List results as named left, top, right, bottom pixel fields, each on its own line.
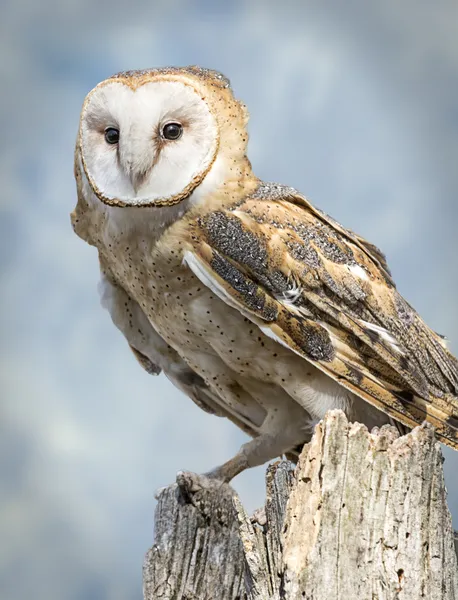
left=1, top=1, right=457, bottom=598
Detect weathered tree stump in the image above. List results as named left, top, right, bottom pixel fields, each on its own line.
left=143, top=410, right=458, bottom=599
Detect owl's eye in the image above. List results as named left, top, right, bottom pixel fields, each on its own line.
left=104, top=127, right=120, bottom=144
left=162, top=122, right=183, bottom=141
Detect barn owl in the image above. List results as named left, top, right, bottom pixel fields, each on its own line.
left=72, top=66, right=458, bottom=487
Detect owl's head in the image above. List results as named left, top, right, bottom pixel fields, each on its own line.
left=77, top=67, right=250, bottom=208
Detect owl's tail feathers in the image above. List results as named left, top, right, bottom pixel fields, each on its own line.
left=394, top=389, right=458, bottom=450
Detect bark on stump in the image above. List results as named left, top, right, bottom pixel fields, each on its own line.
left=143, top=410, right=458, bottom=599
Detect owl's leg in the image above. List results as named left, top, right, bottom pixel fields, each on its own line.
left=207, top=430, right=304, bottom=482
left=177, top=411, right=310, bottom=493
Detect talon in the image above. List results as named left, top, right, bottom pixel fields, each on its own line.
left=176, top=470, right=224, bottom=494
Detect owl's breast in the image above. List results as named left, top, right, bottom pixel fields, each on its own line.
left=99, top=238, right=210, bottom=348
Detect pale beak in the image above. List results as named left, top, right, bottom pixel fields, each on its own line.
left=129, top=169, right=148, bottom=194
left=121, top=140, right=156, bottom=194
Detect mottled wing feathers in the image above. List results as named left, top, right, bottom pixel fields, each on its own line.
left=352, top=234, right=392, bottom=275
left=185, top=184, right=458, bottom=448
left=251, top=183, right=394, bottom=283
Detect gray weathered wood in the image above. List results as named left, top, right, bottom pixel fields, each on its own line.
left=144, top=411, right=458, bottom=599
left=143, top=481, right=245, bottom=599
left=278, top=411, right=458, bottom=599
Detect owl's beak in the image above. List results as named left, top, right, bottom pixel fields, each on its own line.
left=119, top=132, right=159, bottom=195
left=121, top=148, right=154, bottom=195
left=129, top=169, right=148, bottom=194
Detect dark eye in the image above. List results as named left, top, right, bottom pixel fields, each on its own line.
left=162, top=122, right=183, bottom=140
left=104, top=127, right=119, bottom=144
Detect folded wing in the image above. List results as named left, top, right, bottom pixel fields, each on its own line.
left=183, top=184, right=458, bottom=448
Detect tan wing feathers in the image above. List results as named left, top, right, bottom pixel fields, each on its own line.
left=308, top=293, right=431, bottom=398
left=186, top=245, right=457, bottom=442
left=187, top=190, right=458, bottom=449
left=353, top=234, right=392, bottom=275
left=226, top=196, right=458, bottom=396
left=284, top=192, right=395, bottom=283
left=197, top=206, right=431, bottom=396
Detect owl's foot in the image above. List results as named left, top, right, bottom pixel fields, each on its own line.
left=177, top=428, right=306, bottom=499
left=176, top=470, right=227, bottom=494
left=154, top=472, right=227, bottom=502
left=176, top=450, right=249, bottom=497
left=175, top=470, right=235, bottom=521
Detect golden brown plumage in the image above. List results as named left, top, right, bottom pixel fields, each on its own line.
left=183, top=184, right=458, bottom=449
left=72, top=66, right=458, bottom=485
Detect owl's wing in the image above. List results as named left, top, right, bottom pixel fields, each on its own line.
left=285, top=190, right=394, bottom=281
left=183, top=187, right=458, bottom=448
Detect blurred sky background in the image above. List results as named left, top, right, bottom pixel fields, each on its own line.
left=1, top=1, right=457, bottom=599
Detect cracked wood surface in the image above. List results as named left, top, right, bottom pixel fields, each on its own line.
left=143, top=481, right=245, bottom=599
left=144, top=411, right=458, bottom=599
